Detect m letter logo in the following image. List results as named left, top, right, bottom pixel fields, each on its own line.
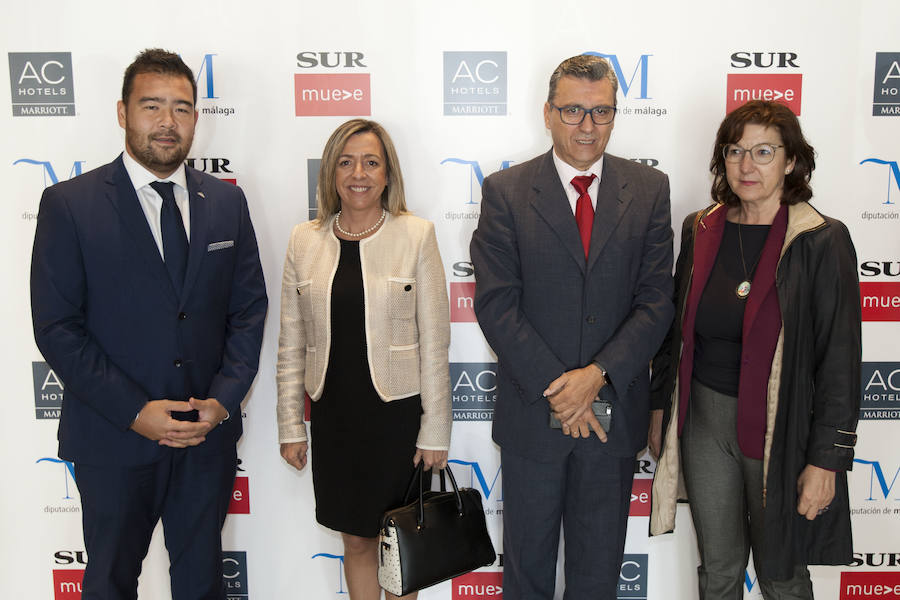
left=294, top=73, right=370, bottom=116
left=726, top=74, right=802, bottom=115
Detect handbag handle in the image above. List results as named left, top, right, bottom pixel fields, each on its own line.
left=400, top=461, right=448, bottom=505
left=416, top=463, right=464, bottom=529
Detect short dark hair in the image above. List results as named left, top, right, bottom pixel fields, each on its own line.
left=547, top=54, right=619, bottom=103
left=710, top=100, right=815, bottom=206
left=121, top=48, right=197, bottom=105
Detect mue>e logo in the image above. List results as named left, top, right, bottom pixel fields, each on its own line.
left=294, top=73, right=370, bottom=116
left=726, top=73, right=802, bottom=115
left=840, top=571, right=900, bottom=600
left=53, top=569, right=84, bottom=599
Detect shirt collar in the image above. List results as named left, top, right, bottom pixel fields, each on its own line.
left=121, top=149, right=188, bottom=193
left=551, top=149, right=604, bottom=191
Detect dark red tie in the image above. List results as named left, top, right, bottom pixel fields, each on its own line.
left=571, top=174, right=596, bottom=259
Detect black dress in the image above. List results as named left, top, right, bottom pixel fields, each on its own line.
left=310, top=239, right=423, bottom=537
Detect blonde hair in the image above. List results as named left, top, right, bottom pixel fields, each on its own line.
left=315, top=119, right=408, bottom=225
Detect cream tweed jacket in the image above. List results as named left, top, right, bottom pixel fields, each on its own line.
left=276, top=212, right=451, bottom=450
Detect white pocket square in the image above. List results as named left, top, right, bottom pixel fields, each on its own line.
left=207, top=240, right=235, bottom=252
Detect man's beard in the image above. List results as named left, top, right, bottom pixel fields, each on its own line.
left=127, top=130, right=191, bottom=174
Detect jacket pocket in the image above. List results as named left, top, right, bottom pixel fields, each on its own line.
left=388, top=277, right=416, bottom=318
left=295, top=280, right=315, bottom=347
left=388, top=277, right=417, bottom=346
left=389, top=343, right=420, bottom=397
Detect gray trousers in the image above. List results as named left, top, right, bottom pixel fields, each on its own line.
left=500, top=447, right=635, bottom=600
left=681, top=379, right=813, bottom=600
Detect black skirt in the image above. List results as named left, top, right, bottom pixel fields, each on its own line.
left=310, top=239, right=422, bottom=537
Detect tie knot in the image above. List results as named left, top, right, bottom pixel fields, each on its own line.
left=150, top=181, right=176, bottom=205
left=571, top=174, right=596, bottom=196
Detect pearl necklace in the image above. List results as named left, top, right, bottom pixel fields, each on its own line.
left=335, top=208, right=386, bottom=238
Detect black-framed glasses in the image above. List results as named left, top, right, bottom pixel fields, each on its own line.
left=722, top=143, right=785, bottom=165
left=549, top=103, right=617, bottom=126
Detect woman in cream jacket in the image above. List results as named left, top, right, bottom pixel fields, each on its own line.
left=277, top=119, right=451, bottom=600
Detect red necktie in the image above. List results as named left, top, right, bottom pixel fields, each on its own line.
left=571, top=174, right=596, bottom=259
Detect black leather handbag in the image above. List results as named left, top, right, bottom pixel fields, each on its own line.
left=377, top=463, right=496, bottom=596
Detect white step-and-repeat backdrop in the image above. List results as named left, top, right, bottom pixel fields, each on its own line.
left=2, top=1, right=898, bottom=598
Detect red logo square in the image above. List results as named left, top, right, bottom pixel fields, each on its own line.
left=861, top=282, right=900, bottom=321
left=228, top=476, right=250, bottom=514
left=840, top=571, right=900, bottom=599
left=726, top=74, right=802, bottom=115
left=450, top=282, right=477, bottom=322
left=453, top=571, right=503, bottom=599
left=629, top=478, right=651, bottom=516
left=53, top=569, right=84, bottom=599
left=294, top=73, right=371, bottom=116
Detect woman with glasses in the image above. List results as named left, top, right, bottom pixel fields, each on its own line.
left=276, top=119, right=451, bottom=600
left=648, top=100, right=861, bottom=599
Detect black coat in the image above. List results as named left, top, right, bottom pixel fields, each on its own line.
left=649, top=201, right=861, bottom=579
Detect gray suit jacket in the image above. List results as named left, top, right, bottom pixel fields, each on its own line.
left=470, top=150, right=674, bottom=459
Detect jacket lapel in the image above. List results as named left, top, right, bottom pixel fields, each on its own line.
left=181, top=167, right=210, bottom=304
left=528, top=151, right=586, bottom=272
left=107, top=155, right=178, bottom=301
left=586, top=157, right=632, bottom=273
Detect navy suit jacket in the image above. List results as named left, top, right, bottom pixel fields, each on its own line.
left=470, top=150, right=674, bottom=459
left=31, top=155, right=267, bottom=466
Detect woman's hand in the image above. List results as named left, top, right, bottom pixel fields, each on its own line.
left=413, top=448, right=448, bottom=470
left=280, top=441, right=308, bottom=471
left=796, top=464, right=835, bottom=520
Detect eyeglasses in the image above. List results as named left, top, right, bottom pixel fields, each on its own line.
left=722, top=143, right=785, bottom=165
left=549, top=103, right=617, bottom=126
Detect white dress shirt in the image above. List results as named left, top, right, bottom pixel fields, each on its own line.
left=121, top=150, right=191, bottom=259
left=551, top=150, right=604, bottom=214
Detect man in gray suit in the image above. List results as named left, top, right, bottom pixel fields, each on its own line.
left=470, top=54, right=674, bottom=599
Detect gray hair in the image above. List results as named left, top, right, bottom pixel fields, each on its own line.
left=547, top=55, right=619, bottom=103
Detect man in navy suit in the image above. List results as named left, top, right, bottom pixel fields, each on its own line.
left=470, top=55, right=673, bottom=598
left=30, top=49, right=267, bottom=600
